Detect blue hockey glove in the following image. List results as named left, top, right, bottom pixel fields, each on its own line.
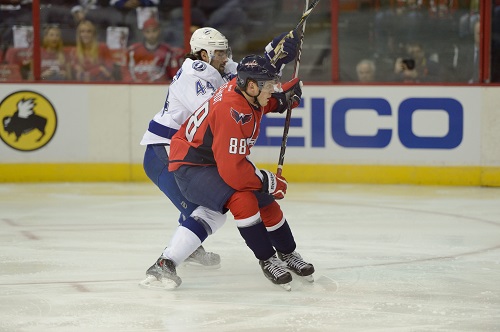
left=265, top=30, right=299, bottom=71
left=272, top=78, right=302, bottom=113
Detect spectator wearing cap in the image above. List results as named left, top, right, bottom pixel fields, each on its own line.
left=110, top=0, right=159, bottom=42
left=124, top=17, right=183, bottom=82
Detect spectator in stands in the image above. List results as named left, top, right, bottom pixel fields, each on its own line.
left=372, top=0, right=424, bottom=62
left=70, top=20, right=114, bottom=81
left=356, top=59, right=376, bottom=82
left=204, top=0, right=248, bottom=52
left=458, top=1, right=479, bottom=39
left=4, top=25, right=33, bottom=80
left=161, top=6, right=207, bottom=48
left=392, top=41, right=441, bottom=83
left=70, top=0, right=118, bottom=42
left=110, top=0, right=159, bottom=42
left=0, top=0, right=32, bottom=53
left=111, top=0, right=158, bottom=10
left=41, top=25, right=71, bottom=80
left=125, top=17, right=182, bottom=82
left=451, top=20, right=480, bottom=83
left=42, top=1, right=116, bottom=46
left=465, top=21, right=481, bottom=83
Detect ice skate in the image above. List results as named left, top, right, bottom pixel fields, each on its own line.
left=139, top=257, right=182, bottom=290
left=278, top=251, right=315, bottom=282
left=259, top=254, right=293, bottom=291
left=184, top=245, right=221, bottom=269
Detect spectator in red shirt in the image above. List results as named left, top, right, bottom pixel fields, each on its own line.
left=41, top=25, right=71, bottom=80
left=125, top=17, right=182, bottom=82
left=70, top=20, right=113, bottom=81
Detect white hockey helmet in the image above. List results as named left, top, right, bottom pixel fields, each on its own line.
left=190, top=27, right=228, bottom=63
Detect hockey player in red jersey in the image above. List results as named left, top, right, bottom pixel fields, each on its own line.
left=140, top=29, right=301, bottom=289
left=125, top=18, right=183, bottom=82
left=165, top=55, right=314, bottom=290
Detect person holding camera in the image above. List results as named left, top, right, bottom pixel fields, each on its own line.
left=392, top=41, right=441, bottom=83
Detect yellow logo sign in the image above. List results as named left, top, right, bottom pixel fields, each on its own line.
left=0, top=90, right=57, bottom=151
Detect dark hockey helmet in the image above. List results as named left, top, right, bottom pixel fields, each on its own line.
left=236, top=55, right=280, bottom=91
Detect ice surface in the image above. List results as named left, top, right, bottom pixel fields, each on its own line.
left=1, top=183, right=499, bottom=331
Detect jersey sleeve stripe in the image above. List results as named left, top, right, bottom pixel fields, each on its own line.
left=148, top=120, right=179, bottom=140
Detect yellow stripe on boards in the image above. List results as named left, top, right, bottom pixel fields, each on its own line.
left=0, top=164, right=132, bottom=182
left=0, top=163, right=499, bottom=186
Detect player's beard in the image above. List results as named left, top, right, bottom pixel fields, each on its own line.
left=211, top=59, right=225, bottom=76
left=216, top=64, right=225, bottom=76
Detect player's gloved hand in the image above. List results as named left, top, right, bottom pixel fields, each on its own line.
left=272, top=77, right=303, bottom=113
left=265, top=30, right=299, bottom=70
left=260, top=169, right=288, bottom=200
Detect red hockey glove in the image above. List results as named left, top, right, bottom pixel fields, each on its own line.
left=272, top=77, right=302, bottom=113
left=260, top=169, right=288, bottom=200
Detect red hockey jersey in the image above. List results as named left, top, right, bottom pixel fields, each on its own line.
left=169, top=78, right=280, bottom=192
left=125, top=42, right=183, bottom=82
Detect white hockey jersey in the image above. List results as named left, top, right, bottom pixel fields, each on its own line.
left=140, top=58, right=236, bottom=145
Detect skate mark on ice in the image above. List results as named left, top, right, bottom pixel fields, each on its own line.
left=326, top=244, right=500, bottom=271
left=291, top=274, right=338, bottom=293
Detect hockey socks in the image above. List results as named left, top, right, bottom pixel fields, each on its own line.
left=267, top=220, right=296, bottom=254
left=163, top=218, right=206, bottom=265
left=237, top=221, right=276, bottom=261
left=181, top=216, right=210, bottom=241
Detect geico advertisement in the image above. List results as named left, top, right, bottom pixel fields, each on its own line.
left=253, top=86, right=482, bottom=166
left=1, top=84, right=482, bottom=166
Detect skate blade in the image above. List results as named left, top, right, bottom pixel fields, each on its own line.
left=138, top=276, right=179, bottom=290
left=302, top=274, right=314, bottom=283
left=279, top=282, right=292, bottom=291
left=182, top=261, right=221, bottom=270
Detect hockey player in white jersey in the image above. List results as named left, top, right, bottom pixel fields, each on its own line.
left=139, top=27, right=301, bottom=289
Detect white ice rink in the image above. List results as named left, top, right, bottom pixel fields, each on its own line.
left=1, top=182, right=499, bottom=331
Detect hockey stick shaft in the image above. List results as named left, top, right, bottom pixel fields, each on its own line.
left=270, top=0, right=321, bottom=65
left=295, top=0, right=321, bottom=31
left=277, top=0, right=316, bottom=176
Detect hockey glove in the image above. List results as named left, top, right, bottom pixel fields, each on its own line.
left=265, top=30, right=299, bottom=71
left=260, top=169, right=288, bottom=200
left=272, top=77, right=303, bottom=113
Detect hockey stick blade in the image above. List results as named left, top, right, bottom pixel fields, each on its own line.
left=270, top=0, right=321, bottom=65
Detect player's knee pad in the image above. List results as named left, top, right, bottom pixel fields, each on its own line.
left=225, top=191, right=261, bottom=227
left=260, top=200, right=285, bottom=229
left=225, top=191, right=259, bottom=220
left=190, top=206, right=227, bottom=234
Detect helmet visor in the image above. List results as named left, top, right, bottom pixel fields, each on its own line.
left=212, top=49, right=229, bottom=60
left=260, top=79, right=281, bottom=93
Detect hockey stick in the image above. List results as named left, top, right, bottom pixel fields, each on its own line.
left=269, top=0, right=321, bottom=65
left=276, top=0, right=319, bottom=176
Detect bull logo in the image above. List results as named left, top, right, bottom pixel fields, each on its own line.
left=0, top=91, right=57, bottom=151
left=4, top=98, right=46, bottom=141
